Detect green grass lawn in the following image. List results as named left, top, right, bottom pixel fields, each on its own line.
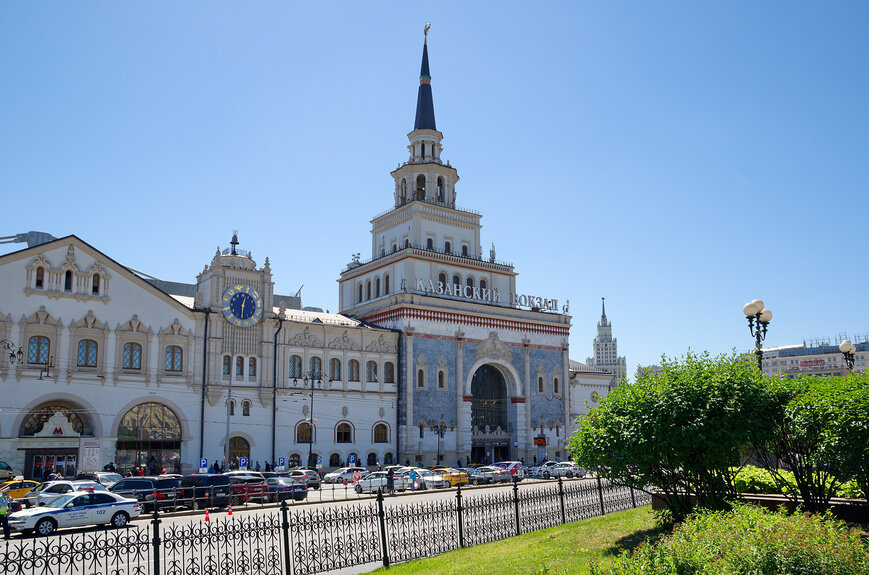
left=368, top=506, right=660, bottom=575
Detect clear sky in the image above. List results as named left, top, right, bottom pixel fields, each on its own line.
left=2, top=2, right=867, bottom=376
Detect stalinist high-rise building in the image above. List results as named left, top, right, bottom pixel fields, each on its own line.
left=586, top=298, right=626, bottom=388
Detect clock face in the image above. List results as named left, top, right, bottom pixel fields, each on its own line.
left=222, top=284, right=263, bottom=327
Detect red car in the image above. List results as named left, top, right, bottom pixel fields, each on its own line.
left=226, top=475, right=268, bottom=504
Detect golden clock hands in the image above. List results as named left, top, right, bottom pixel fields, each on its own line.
left=240, top=298, right=246, bottom=316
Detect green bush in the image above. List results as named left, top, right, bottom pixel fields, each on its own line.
left=591, top=504, right=869, bottom=575
left=734, top=465, right=864, bottom=499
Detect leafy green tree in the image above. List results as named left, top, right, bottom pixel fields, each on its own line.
left=569, top=352, right=783, bottom=521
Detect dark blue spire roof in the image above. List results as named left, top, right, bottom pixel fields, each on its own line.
left=414, top=38, right=437, bottom=130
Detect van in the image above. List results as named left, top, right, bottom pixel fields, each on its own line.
left=178, top=474, right=231, bottom=510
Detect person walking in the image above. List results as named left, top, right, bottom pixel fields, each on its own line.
left=386, top=467, right=395, bottom=495
left=254, top=461, right=261, bottom=472
left=408, top=468, right=418, bottom=491
left=0, top=491, right=11, bottom=540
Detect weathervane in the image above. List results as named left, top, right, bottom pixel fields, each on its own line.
left=424, top=22, right=431, bottom=37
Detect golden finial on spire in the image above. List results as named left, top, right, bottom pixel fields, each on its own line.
left=424, top=22, right=431, bottom=38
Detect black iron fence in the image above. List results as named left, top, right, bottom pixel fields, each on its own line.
left=0, top=478, right=650, bottom=575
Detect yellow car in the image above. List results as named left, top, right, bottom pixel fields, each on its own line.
left=430, top=467, right=468, bottom=486
left=1, top=479, right=41, bottom=501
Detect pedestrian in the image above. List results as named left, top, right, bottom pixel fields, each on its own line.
left=409, top=468, right=417, bottom=491
left=0, top=491, right=10, bottom=540
left=255, top=461, right=261, bottom=472
left=386, top=467, right=395, bottom=494
left=125, top=470, right=133, bottom=477
left=457, top=458, right=462, bottom=468
left=265, top=461, right=271, bottom=472
left=208, top=463, right=215, bottom=474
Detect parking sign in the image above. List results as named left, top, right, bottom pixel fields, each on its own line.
left=348, top=454, right=356, bottom=466
left=240, top=457, right=248, bottom=471
left=316, top=455, right=323, bottom=469
left=199, top=458, right=208, bottom=473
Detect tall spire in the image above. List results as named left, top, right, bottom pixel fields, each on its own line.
left=414, top=24, right=437, bottom=131
left=600, top=297, right=608, bottom=325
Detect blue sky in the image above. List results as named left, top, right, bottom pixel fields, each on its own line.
left=2, top=2, right=867, bottom=375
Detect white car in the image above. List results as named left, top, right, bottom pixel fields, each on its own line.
left=406, top=468, right=448, bottom=490
left=23, top=480, right=108, bottom=507
left=353, top=471, right=410, bottom=494
left=548, top=462, right=585, bottom=479
left=9, top=489, right=141, bottom=536
left=322, top=467, right=370, bottom=484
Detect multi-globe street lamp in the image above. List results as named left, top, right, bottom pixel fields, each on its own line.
left=293, top=369, right=323, bottom=468
left=839, top=339, right=857, bottom=372
left=1, top=339, right=24, bottom=365
left=743, top=299, right=772, bottom=370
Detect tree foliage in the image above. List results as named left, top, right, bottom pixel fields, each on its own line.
left=568, top=352, right=783, bottom=521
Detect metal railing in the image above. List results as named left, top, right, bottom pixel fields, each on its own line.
left=0, top=478, right=650, bottom=575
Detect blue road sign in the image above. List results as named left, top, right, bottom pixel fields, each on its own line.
left=348, top=454, right=356, bottom=466
left=278, top=457, right=286, bottom=467
left=240, top=457, right=248, bottom=470
left=199, top=458, right=207, bottom=468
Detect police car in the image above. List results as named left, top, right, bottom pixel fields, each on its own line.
left=8, top=489, right=141, bottom=536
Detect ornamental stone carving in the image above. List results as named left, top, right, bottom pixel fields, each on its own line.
left=329, top=331, right=360, bottom=351
left=288, top=327, right=322, bottom=348
left=365, top=334, right=394, bottom=353
left=475, top=331, right=512, bottom=362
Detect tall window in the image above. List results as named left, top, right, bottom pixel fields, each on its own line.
left=64, top=270, right=72, bottom=291
left=92, top=274, right=100, bottom=295
left=438, top=273, right=447, bottom=287
left=235, top=356, right=244, bottom=376
left=417, top=369, right=425, bottom=389
left=329, top=453, right=340, bottom=467
left=242, top=400, right=251, bottom=417
left=249, top=357, right=257, bottom=377
left=466, top=277, right=474, bottom=289
left=384, top=362, right=395, bottom=383
left=358, top=284, right=363, bottom=303
left=373, top=423, right=388, bottom=443
left=538, top=376, right=544, bottom=394
left=452, top=275, right=460, bottom=288
left=290, top=355, right=302, bottom=379
left=348, top=360, right=360, bottom=381
left=77, top=339, right=98, bottom=368
left=297, top=421, right=312, bottom=443
left=367, top=453, right=377, bottom=466
left=426, top=238, right=434, bottom=249
left=35, top=267, right=44, bottom=289
left=375, top=278, right=380, bottom=297
left=437, top=176, right=444, bottom=201
left=310, top=357, right=322, bottom=378
left=384, top=274, right=390, bottom=294
left=165, top=346, right=183, bottom=372
left=480, top=279, right=487, bottom=291
left=554, top=377, right=559, bottom=395
left=222, top=355, right=231, bottom=375
left=228, top=400, right=235, bottom=416
left=366, top=281, right=371, bottom=300
left=444, top=241, right=451, bottom=253
left=27, top=336, right=50, bottom=364
left=462, top=245, right=469, bottom=257
left=329, top=358, right=341, bottom=381
left=437, top=371, right=445, bottom=389
left=336, top=422, right=352, bottom=443
left=366, top=361, right=377, bottom=382
left=122, top=343, right=142, bottom=370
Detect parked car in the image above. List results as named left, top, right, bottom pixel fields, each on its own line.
left=492, top=461, right=525, bottom=480
left=74, top=471, right=124, bottom=488
left=109, top=476, right=182, bottom=511
left=9, top=489, right=141, bottom=536
left=264, top=477, right=307, bottom=502
left=0, top=461, right=22, bottom=481
left=408, top=468, right=448, bottom=490
left=322, top=467, right=370, bottom=484
left=0, top=479, right=41, bottom=501
left=430, top=467, right=469, bottom=486
left=548, top=462, right=584, bottom=479
left=178, top=474, right=232, bottom=510
left=529, top=461, right=559, bottom=478
left=225, top=475, right=268, bottom=505
left=288, top=469, right=321, bottom=490
left=353, top=471, right=410, bottom=494
left=457, top=467, right=498, bottom=485
left=23, top=480, right=107, bottom=508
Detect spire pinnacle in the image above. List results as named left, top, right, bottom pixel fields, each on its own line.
left=601, top=297, right=608, bottom=324
left=414, top=25, right=437, bottom=130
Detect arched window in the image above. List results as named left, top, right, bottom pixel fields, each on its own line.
left=27, top=336, right=50, bottom=365
left=35, top=267, right=44, bottom=289
left=400, top=179, right=407, bottom=203
left=116, top=403, right=181, bottom=474
left=228, top=399, right=236, bottom=416
left=384, top=274, right=390, bottom=294
left=416, top=174, right=426, bottom=200
left=375, top=277, right=380, bottom=297
left=329, top=453, right=340, bottom=467
left=437, top=177, right=444, bottom=201
left=384, top=362, right=395, bottom=383
left=123, top=343, right=142, bottom=370
left=289, top=355, right=303, bottom=379
left=329, top=358, right=341, bottom=381
left=336, top=422, right=352, bottom=443
left=421, top=142, right=425, bottom=159
left=20, top=403, right=87, bottom=436
left=222, top=355, right=231, bottom=375
left=165, top=346, right=183, bottom=372
left=444, top=241, right=451, bottom=253
left=538, top=376, right=544, bottom=394
left=309, top=357, right=322, bottom=379
left=438, top=273, right=447, bottom=287
left=228, top=437, right=249, bottom=469
left=235, top=356, right=244, bottom=376
left=64, top=270, right=72, bottom=291
left=77, top=339, right=97, bottom=368
left=297, top=421, right=312, bottom=443
left=452, top=275, right=460, bottom=288
left=373, top=423, right=388, bottom=443
left=426, top=238, right=434, bottom=249
left=367, top=452, right=377, bottom=466
left=392, top=244, right=397, bottom=253
left=366, top=281, right=371, bottom=300
left=554, top=377, right=560, bottom=395
left=249, top=357, right=257, bottom=377
left=384, top=452, right=394, bottom=465
left=462, top=245, right=469, bottom=257
left=92, top=274, right=100, bottom=295
left=242, top=400, right=251, bottom=417
left=404, top=239, right=409, bottom=248
left=288, top=453, right=301, bottom=467
left=348, top=360, right=360, bottom=381
left=358, top=283, right=363, bottom=303
left=417, top=369, right=425, bottom=389
left=480, top=279, right=487, bottom=291
left=437, top=371, right=445, bottom=389
left=366, top=361, right=377, bottom=382
left=466, top=277, right=474, bottom=289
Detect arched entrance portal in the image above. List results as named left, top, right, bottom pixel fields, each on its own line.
left=116, top=403, right=182, bottom=474
left=470, top=364, right=510, bottom=464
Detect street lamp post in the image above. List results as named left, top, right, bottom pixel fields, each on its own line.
left=839, top=339, right=857, bottom=372
left=743, top=299, right=772, bottom=370
left=434, top=421, right=446, bottom=465
left=293, top=369, right=323, bottom=468
left=0, top=339, right=24, bottom=365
